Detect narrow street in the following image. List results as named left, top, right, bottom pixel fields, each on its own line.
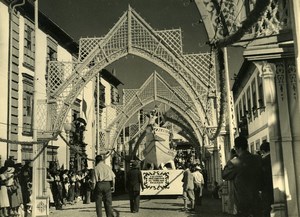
left=1, top=0, right=299, bottom=216
left=49, top=191, right=233, bottom=217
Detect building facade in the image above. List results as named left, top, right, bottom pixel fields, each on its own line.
left=0, top=0, right=78, bottom=166
left=231, top=1, right=300, bottom=216
left=194, top=0, right=300, bottom=216
left=93, top=68, right=123, bottom=165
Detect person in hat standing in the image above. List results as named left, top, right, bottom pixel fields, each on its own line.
left=126, top=161, right=144, bottom=213
left=222, top=136, right=263, bottom=217
left=181, top=163, right=195, bottom=211
left=192, top=165, right=205, bottom=205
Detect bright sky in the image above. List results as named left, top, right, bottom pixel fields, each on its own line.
left=39, top=0, right=243, bottom=90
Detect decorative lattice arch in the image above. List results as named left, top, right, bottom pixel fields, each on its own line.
left=104, top=72, right=204, bottom=149
left=42, top=6, right=218, bottom=144
left=164, top=108, right=201, bottom=147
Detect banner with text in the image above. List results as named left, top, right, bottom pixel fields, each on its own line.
left=141, top=170, right=184, bottom=195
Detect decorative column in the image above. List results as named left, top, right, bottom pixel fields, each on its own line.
left=207, top=88, right=222, bottom=185
left=289, top=0, right=300, bottom=215
left=254, top=61, right=287, bottom=217
left=275, top=60, right=299, bottom=217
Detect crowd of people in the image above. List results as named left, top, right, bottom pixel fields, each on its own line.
left=0, top=136, right=274, bottom=217
left=0, top=156, right=99, bottom=217
left=0, top=157, right=32, bottom=217
left=174, top=149, right=194, bottom=169
left=48, top=167, right=95, bottom=210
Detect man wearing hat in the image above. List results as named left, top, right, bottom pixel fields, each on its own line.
left=192, top=165, right=204, bottom=205
left=126, top=160, right=144, bottom=213
left=222, top=136, right=262, bottom=217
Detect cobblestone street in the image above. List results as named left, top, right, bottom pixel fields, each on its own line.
left=49, top=192, right=234, bottom=217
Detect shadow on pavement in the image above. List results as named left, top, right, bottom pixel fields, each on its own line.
left=140, top=206, right=180, bottom=211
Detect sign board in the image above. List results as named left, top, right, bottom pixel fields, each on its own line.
left=141, top=170, right=184, bottom=195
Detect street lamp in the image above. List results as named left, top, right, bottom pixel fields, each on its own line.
left=63, top=121, right=72, bottom=170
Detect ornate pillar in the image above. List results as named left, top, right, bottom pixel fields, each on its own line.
left=275, top=60, right=299, bottom=217
left=209, top=89, right=222, bottom=185
left=254, top=61, right=287, bottom=217
left=289, top=0, right=300, bottom=215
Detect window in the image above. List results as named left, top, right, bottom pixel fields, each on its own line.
left=23, top=19, right=35, bottom=69
left=252, top=80, right=258, bottom=118
left=25, top=26, right=33, bottom=50
left=256, top=140, right=260, bottom=151
left=111, top=86, right=120, bottom=105
left=238, top=98, right=249, bottom=137
left=45, top=37, right=58, bottom=85
left=242, top=94, right=247, bottom=117
left=257, top=74, right=265, bottom=112
left=239, top=100, right=242, bottom=121
left=47, top=37, right=57, bottom=62
left=250, top=142, right=255, bottom=153
left=247, top=87, right=252, bottom=121
left=235, top=106, right=239, bottom=124
left=22, top=73, right=34, bottom=135
left=94, top=81, right=106, bottom=109
left=21, top=144, right=33, bottom=164
left=48, top=47, right=57, bottom=62
left=100, top=83, right=106, bottom=108
left=25, top=95, right=32, bottom=117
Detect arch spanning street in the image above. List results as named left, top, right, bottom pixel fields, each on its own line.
left=22, top=1, right=300, bottom=217
left=42, top=6, right=218, bottom=144
left=105, top=71, right=205, bottom=150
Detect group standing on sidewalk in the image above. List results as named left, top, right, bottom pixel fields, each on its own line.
left=0, top=158, right=32, bottom=217
left=181, top=163, right=206, bottom=212
left=222, top=136, right=275, bottom=217
left=49, top=166, right=94, bottom=210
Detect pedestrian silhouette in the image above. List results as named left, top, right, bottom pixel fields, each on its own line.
left=222, top=136, right=263, bottom=217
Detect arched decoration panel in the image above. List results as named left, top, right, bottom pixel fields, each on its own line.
left=164, top=108, right=202, bottom=153
left=105, top=72, right=204, bottom=150
left=45, top=6, right=217, bottom=140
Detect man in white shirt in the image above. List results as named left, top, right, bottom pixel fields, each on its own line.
left=92, top=155, right=115, bottom=217
left=192, top=165, right=205, bottom=205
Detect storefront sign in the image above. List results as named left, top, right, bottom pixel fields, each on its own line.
left=141, top=170, right=183, bottom=195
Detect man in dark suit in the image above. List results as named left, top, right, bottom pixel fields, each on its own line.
left=126, top=161, right=144, bottom=213
left=260, top=141, right=274, bottom=217
left=222, top=136, right=263, bottom=217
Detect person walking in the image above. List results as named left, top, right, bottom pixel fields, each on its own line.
left=260, top=141, right=274, bottom=217
left=92, top=155, right=115, bottom=217
left=192, top=165, right=204, bottom=205
left=181, top=163, right=195, bottom=211
left=126, top=161, right=144, bottom=213
left=222, top=136, right=263, bottom=217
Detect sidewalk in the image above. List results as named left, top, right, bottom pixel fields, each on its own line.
left=49, top=191, right=234, bottom=217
